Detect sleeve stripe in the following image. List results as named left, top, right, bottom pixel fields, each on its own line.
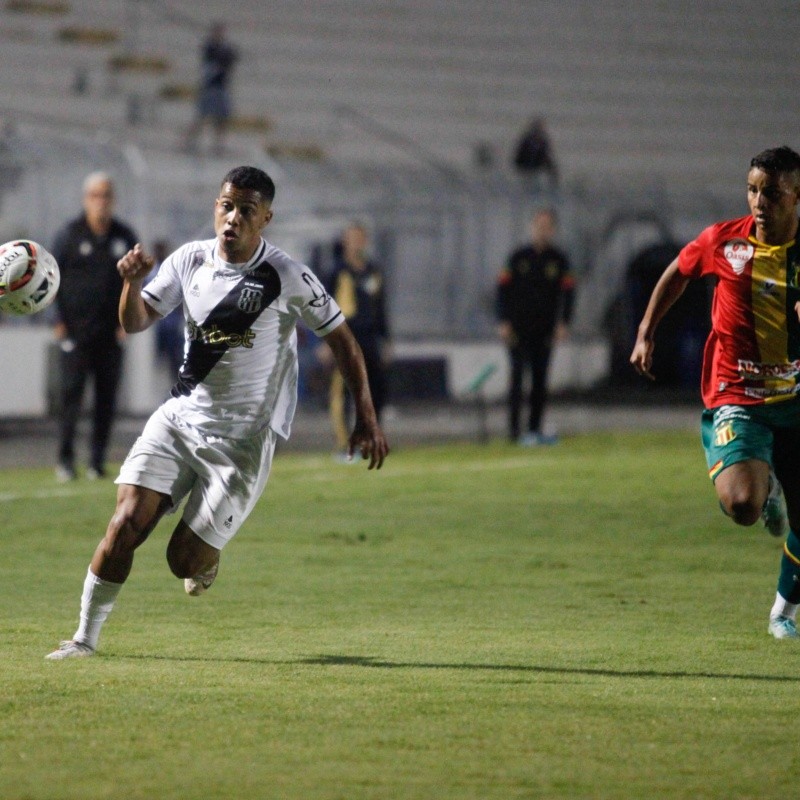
left=315, top=309, right=343, bottom=331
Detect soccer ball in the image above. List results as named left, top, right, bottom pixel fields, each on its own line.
left=0, top=239, right=60, bottom=315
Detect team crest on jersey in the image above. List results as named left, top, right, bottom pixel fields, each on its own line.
left=714, top=422, right=736, bottom=447
left=238, top=285, right=263, bottom=313
left=723, top=239, right=754, bottom=275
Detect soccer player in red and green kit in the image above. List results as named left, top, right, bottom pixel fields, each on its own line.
left=630, top=146, right=800, bottom=639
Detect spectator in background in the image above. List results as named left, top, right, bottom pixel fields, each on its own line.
left=496, top=207, right=575, bottom=446
left=513, top=117, right=558, bottom=189
left=184, top=22, right=238, bottom=156
left=51, top=172, right=138, bottom=481
left=148, top=240, right=185, bottom=378
left=320, top=223, right=390, bottom=457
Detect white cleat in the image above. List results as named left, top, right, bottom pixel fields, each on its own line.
left=185, top=560, right=219, bottom=596
left=45, top=640, right=95, bottom=660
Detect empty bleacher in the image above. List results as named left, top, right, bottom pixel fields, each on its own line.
left=0, top=0, right=797, bottom=196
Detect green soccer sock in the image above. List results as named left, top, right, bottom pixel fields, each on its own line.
left=776, top=530, right=800, bottom=604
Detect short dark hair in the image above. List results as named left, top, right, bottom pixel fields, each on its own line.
left=750, top=146, right=800, bottom=176
left=221, top=166, right=276, bottom=203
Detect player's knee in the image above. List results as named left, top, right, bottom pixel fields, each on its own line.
left=102, top=509, right=151, bottom=558
left=720, top=490, right=762, bottom=526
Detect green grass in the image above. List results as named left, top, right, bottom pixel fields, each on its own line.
left=2, top=431, right=799, bottom=799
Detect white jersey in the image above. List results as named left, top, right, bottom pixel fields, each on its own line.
left=142, top=237, right=343, bottom=439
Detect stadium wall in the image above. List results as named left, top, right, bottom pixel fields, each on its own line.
left=0, top=328, right=609, bottom=418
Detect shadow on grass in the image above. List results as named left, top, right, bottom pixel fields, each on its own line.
left=290, top=654, right=800, bottom=682
left=117, top=652, right=800, bottom=683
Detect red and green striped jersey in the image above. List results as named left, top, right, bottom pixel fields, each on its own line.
left=678, top=215, right=800, bottom=408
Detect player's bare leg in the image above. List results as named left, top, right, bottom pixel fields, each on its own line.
left=166, top=520, right=221, bottom=596
left=45, top=485, right=169, bottom=659
left=714, top=459, right=771, bottom=526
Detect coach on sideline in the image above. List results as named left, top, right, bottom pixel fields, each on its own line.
left=51, top=172, right=138, bottom=483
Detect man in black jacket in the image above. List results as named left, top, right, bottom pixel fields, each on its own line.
left=52, top=172, right=138, bottom=481
left=496, top=208, right=575, bottom=445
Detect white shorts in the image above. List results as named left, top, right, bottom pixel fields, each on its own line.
left=116, top=406, right=277, bottom=550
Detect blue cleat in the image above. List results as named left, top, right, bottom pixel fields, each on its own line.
left=768, top=615, right=799, bottom=639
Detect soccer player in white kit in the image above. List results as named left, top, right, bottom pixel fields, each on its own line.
left=46, top=166, right=389, bottom=660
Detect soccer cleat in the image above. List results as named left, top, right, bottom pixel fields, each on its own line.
left=86, top=466, right=106, bottom=480
left=45, top=640, right=95, bottom=660
left=185, top=560, right=219, bottom=596
left=768, top=615, right=799, bottom=639
left=762, top=473, right=789, bottom=538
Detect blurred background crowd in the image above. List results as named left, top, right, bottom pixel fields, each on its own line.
left=0, top=0, right=796, bottom=436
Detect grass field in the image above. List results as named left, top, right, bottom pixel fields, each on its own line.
left=1, top=430, right=799, bottom=799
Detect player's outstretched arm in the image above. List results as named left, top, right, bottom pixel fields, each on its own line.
left=323, top=323, right=390, bottom=470
left=117, top=243, right=161, bottom=333
left=630, top=258, right=690, bottom=381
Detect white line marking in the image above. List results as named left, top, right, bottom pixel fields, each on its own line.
left=0, top=454, right=544, bottom=502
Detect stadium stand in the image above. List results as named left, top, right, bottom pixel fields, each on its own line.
left=0, top=0, right=798, bottom=415
left=0, top=0, right=797, bottom=187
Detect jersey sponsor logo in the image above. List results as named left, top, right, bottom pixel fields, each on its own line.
left=723, top=239, right=754, bottom=275
left=738, top=359, right=800, bottom=380
left=713, top=404, right=751, bottom=422
left=213, top=269, right=245, bottom=281
left=301, top=271, right=331, bottom=308
left=186, top=319, right=256, bottom=348
left=744, top=384, right=800, bottom=400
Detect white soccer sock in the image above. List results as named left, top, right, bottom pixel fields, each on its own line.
left=73, top=568, right=123, bottom=650
left=770, top=592, right=798, bottom=621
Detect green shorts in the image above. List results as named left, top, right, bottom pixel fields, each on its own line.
left=701, top=402, right=800, bottom=482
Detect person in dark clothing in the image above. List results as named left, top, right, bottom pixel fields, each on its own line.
left=184, top=22, right=239, bottom=156
left=320, top=223, right=390, bottom=456
left=52, top=172, right=138, bottom=481
left=513, top=117, right=558, bottom=189
left=496, top=208, right=575, bottom=445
